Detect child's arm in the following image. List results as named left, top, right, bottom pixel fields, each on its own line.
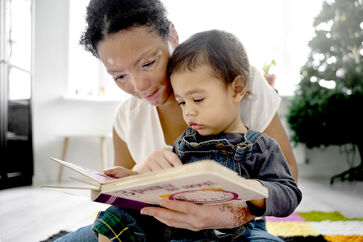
left=250, top=136, right=302, bottom=217
left=132, top=148, right=183, bottom=174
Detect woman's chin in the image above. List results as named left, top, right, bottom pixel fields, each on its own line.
left=148, top=99, right=163, bottom=106
left=145, top=95, right=167, bottom=106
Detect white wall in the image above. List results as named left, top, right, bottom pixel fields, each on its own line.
left=33, top=0, right=119, bottom=184
left=32, top=0, right=355, bottom=184
left=278, top=97, right=355, bottom=179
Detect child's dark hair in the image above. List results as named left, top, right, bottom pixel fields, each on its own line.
left=168, top=30, right=250, bottom=84
left=80, top=0, right=170, bottom=57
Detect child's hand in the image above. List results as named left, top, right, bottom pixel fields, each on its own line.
left=132, top=148, right=183, bottom=174
left=104, top=166, right=138, bottom=178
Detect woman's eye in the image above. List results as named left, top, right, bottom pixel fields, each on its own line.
left=143, top=59, right=156, bottom=68
left=194, top=98, right=204, bottom=103
left=178, top=101, right=185, bottom=106
left=143, top=54, right=159, bottom=69
left=114, top=74, right=127, bottom=82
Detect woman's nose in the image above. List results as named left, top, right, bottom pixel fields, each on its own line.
left=130, top=73, right=149, bottom=92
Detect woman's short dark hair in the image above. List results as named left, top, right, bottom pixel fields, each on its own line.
left=80, top=0, right=170, bottom=57
left=168, top=30, right=250, bottom=84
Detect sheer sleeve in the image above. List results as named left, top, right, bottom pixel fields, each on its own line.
left=240, top=66, right=281, bottom=132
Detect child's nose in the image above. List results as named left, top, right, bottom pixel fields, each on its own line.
left=184, top=103, right=197, bottom=116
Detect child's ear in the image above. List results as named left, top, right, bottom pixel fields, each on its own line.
left=231, top=75, right=247, bottom=101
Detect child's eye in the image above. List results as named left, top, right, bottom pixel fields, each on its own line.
left=178, top=101, right=185, bottom=106
left=194, top=98, right=204, bottom=103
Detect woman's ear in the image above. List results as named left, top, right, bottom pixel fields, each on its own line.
left=169, top=22, right=179, bottom=49
left=231, top=75, right=247, bottom=102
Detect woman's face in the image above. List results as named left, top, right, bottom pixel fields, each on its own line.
left=97, top=26, right=173, bottom=106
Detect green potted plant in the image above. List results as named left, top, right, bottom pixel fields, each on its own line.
left=287, top=0, right=363, bottom=183
left=262, top=59, right=276, bottom=86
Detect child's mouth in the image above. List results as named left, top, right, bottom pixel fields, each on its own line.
left=189, top=122, right=203, bottom=130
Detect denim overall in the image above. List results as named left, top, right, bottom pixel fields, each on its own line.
left=174, top=128, right=264, bottom=178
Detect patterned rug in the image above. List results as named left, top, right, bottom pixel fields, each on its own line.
left=266, top=211, right=363, bottom=242
left=43, top=211, right=363, bottom=241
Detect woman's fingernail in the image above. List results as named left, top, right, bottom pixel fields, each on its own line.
left=140, top=208, right=149, bottom=215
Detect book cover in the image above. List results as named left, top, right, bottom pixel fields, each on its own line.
left=43, top=158, right=268, bottom=210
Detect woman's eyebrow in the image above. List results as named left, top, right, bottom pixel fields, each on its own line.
left=108, top=69, right=127, bottom=75
left=135, top=48, right=159, bottom=65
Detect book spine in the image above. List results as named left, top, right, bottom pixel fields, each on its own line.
left=94, top=193, right=151, bottom=210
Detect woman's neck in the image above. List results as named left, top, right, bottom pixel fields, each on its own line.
left=157, top=93, right=179, bottom=111
left=157, top=93, right=188, bottom=146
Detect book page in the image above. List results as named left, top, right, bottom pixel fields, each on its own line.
left=50, top=157, right=115, bottom=184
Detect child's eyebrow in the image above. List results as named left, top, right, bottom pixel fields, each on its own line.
left=184, top=89, right=206, bottom=96
left=174, top=89, right=206, bottom=99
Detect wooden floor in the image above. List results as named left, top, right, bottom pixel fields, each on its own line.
left=0, top=178, right=362, bottom=242
left=0, top=185, right=109, bottom=242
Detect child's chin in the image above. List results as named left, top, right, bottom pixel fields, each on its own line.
left=196, top=129, right=214, bottom=136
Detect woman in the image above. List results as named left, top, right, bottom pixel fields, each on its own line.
left=57, top=0, right=298, bottom=240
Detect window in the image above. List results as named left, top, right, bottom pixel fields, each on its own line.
left=163, top=0, right=324, bottom=96
left=68, top=0, right=324, bottom=98
left=68, top=0, right=125, bottom=99
left=1, top=0, right=32, bottom=100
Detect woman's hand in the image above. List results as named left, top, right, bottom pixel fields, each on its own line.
left=140, top=200, right=254, bottom=231
left=104, top=166, right=138, bottom=178
left=132, top=148, right=183, bottom=174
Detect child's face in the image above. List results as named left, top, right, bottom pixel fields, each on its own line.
left=171, top=65, right=244, bottom=136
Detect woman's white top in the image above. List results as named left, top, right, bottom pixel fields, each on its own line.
left=113, top=66, right=281, bottom=164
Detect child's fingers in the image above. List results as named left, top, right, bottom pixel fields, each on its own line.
left=104, top=166, right=138, bottom=178
left=161, top=149, right=183, bottom=167
left=103, top=167, right=117, bottom=175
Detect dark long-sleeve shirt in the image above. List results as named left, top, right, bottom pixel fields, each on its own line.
left=173, top=128, right=302, bottom=217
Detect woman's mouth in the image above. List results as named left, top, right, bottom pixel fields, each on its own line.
left=144, top=89, right=160, bottom=101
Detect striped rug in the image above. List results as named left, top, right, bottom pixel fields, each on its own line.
left=266, top=211, right=363, bottom=241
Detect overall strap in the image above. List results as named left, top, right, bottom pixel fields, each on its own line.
left=234, top=130, right=264, bottom=168
left=245, top=130, right=264, bottom=145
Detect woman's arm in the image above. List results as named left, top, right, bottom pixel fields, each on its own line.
left=141, top=200, right=255, bottom=231
left=113, top=128, right=136, bottom=169
left=263, top=113, right=298, bottom=182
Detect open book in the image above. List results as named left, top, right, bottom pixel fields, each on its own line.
left=42, top=157, right=268, bottom=210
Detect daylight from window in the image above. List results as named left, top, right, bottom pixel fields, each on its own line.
left=68, top=0, right=324, bottom=98
left=4, top=0, right=32, bottom=100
